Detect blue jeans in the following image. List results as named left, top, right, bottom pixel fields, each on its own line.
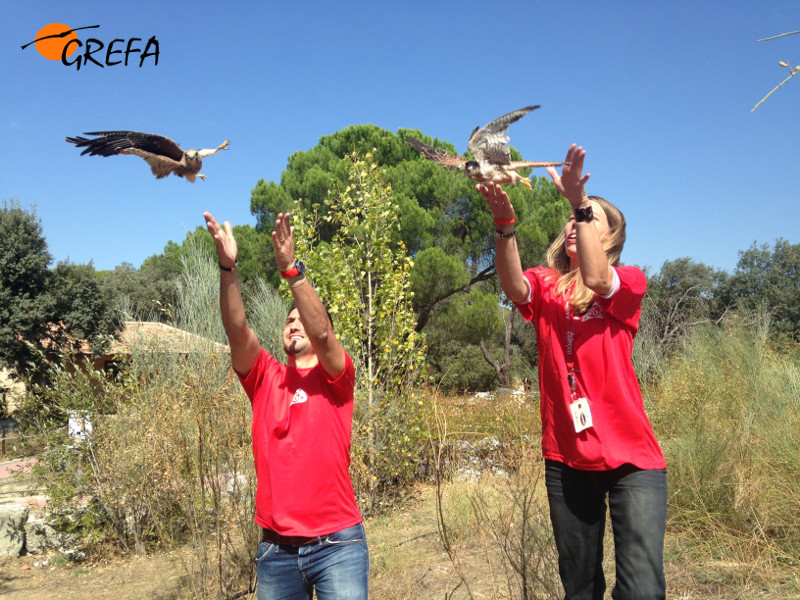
left=254, top=522, right=369, bottom=600
left=545, top=460, right=667, bottom=600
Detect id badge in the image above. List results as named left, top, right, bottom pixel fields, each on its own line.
left=570, top=397, right=593, bottom=433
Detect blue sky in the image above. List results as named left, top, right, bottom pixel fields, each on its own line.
left=3, top=1, right=799, bottom=275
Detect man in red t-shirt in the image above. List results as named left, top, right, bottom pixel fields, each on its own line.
left=204, top=210, right=368, bottom=600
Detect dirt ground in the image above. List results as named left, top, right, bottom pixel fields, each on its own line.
left=0, top=459, right=477, bottom=600
left=1, top=456, right=186, bottom=600
left=0, top=550, right=187, bottom=600
left=2, top=457, right=799, bottom=599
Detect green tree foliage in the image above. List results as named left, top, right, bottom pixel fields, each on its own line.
left=718, top=238, right=800, bottom=341
left=292, top=152, right=426, bottom=506
left=0, top=201, right=119, bottom=384
left=49, top=261, right=121, bottom=352
left=643, top=258, right=728, bottom=350
left=431, top=344, right=500, bottom=392
left=99, top=257, right=181, bottom=322
left=249, top=125, right=569, bottom=334
left=100, top=224, right=272, bottom=322
left=634, top=258, right=727, bottom=385
left=223, top=224, right=273, bottom=286
left=250, top=125, right=413, bottom=238
left=427, top=295, right=538, bottom=392
left=293, top=153, right=425, bottom=397
left=249, top=125, right=568, bottom=391
left=0, top=200, right=52, bottom=374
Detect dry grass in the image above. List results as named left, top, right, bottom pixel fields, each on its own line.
left=16, top=260, right=800, bottom=599
left=4, top=470, right=800, bottom=599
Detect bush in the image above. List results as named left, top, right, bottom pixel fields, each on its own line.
left=25, top=242, right=272, bottom=598
left=428, top=390, right=562, bottom=600
left=650, top=310, right=800, bottom=555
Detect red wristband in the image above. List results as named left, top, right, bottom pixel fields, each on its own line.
left=280, top=259, right=305, bottom=279
left=493, top=217, right=516, bottom=225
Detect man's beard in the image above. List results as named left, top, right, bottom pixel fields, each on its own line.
left=284, top=339, right=310, bottom=356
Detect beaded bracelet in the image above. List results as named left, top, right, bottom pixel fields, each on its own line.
left=289, top=275, right=308, bottom=289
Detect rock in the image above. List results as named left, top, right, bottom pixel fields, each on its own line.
left=474, top=435, right=503, bottom=456
left=24, top=522, right=62, bottom=554
left=225, top=473, right=250, bottom=496
left=59, top=544, right=87, bottom=562
left=0, top=503, right=30, bottom=558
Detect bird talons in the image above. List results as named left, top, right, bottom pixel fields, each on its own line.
left=521, top=178, right=532, bottom=190
left=198, top=174, right=208, bottom=181
left=218, top=141, right=230, bottom=151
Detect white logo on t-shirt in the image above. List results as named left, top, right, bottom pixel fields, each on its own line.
left=290, top=388, right=308, bottom=406
left=581, top=302, right=605, bottom=322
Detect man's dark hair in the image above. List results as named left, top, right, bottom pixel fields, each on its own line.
left=289, top=300, right=334, bottom=329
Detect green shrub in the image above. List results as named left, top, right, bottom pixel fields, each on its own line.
left=650, top=311, right=800, bottom=555
left=26, top=242, right=267, bottom=598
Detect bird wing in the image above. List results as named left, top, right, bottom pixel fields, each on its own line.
left=120, top=148, right=182, bottom=179
left=66, top=131, right=185, bottom=161
left=507, top=159, right=564, bottom=172
left=406, top=137, right=465, bottom=169
left=467, top=106, right=539, bottom=166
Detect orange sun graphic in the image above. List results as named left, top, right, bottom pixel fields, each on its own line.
left=34, top=23, right=79, bottom=61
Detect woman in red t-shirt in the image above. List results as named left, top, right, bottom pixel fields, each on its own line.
left=477, top=144, right=667, bottom=600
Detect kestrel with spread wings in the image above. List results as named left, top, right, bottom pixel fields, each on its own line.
left=65, top=131, right=229, bottom=182
left=406, top=106, right=562, bottom=189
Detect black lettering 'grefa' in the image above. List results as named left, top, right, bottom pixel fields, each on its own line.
left=62, top=35, right=159, bottom=70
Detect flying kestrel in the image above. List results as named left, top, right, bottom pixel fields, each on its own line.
left=65, top=131, right=229, bottom=182
left=406, top=106, right=562, bottom=189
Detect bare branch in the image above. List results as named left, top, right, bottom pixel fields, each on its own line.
left=757, top=30, right=800, bottom=42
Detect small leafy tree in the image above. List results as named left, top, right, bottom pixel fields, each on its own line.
left=1, top=201, right=119, bottom=385
left=292, top=152, right=427, bottom=509
left=639, top=258, right=728, bottom=353
left=717, top=239, right=800, bottom=342
left=0, top=200, right=53, bottom=377
left=49, top=261, right=121, bottom=352
left=27, top=240, right=264, bottom=597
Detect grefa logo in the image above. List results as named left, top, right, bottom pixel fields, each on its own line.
left=21, top=23, right=159, bottom=70
left=581, top=302, right=605, bottom=322
left=290, top=389, right=308, bottom=406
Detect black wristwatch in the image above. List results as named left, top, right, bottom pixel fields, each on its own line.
left=574, top=205, right=594, bottom=223
left=280, top=259, right=306, bottom=279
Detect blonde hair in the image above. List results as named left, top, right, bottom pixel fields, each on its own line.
left=544, top=196, right=626, bottom=314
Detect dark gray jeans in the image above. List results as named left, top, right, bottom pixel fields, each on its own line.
left=545, top=460, right=667, bottom=600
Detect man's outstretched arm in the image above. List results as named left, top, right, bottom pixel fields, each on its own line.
left=203, top=211, right=261, bottom=376
left=272, top=213, right=346, bottom=378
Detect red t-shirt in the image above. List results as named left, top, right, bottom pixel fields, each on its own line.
left=238, top=349, right=363, bottom=536
left=515, top=265, right=666, bottom=471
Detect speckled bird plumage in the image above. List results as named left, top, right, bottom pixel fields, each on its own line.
left=406, top=106, right=562, bottom=189
left=66, top=131, right=229, bottom=182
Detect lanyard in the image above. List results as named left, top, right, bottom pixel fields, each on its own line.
left=563, top=288, right=595, bottom=433
left=564, top=294, right=581, bottom=398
